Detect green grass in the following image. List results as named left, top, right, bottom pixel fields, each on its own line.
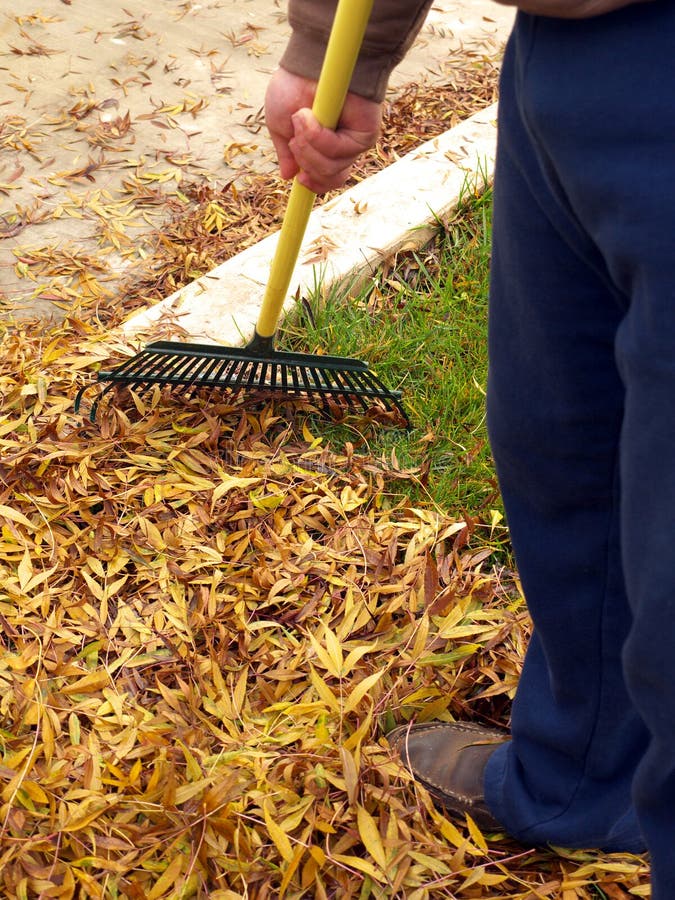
left=279, top=185, right=499, bottom=523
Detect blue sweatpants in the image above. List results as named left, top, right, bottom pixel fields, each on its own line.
left=482, top=4, right=675, bottom=897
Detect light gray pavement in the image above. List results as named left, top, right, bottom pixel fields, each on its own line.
left=0, top=0, right=514, bottom=321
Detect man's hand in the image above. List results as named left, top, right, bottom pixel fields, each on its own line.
left=265, top=68, right=383, bottom=194
left=494, top=0, right=653, bottom=17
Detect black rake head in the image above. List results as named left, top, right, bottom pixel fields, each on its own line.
left=75, top=340, right=410, bottom=427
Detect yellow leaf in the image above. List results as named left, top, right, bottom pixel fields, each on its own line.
left=278, top=845, right=305, bottom=900
left=0, top=505, right=33, bottom=528
left=301, top=422, right=322, bottom=448
left=177, top=741, right=202, bottom=782
left=61, top=671, right=110, bottom=695
left=146, top=853, right=185, bottom=900
left=17, top=549, right=32, bottom=592
left=309, top=666, right=340, bottom=713
left=18, top=779, right=48, bottom=805
left=63, top=799, right=113, bottom=832
left=232, top=667, right=248, bottom=717
left=431, top=808, right=469, bottom=850
left=410, top=614, right=430, bottom=659
left=41, top=708, right=55, bottom=765
left=458, top=866, right=485, bottom=896
left=343, top=669, right=384, bottom=714
left=211, top=475, right=259, bottom=511
left=106, top=574, right=129, bottom=599
left=68, top=713, right=81, bottom=746
left=332, top=853, right=386, bottom=883
left=85, top=556, right=105, bottom=578
left=174, top=778, right=211, bottom=805
left=322, top=625, right=343, bottom=676
left=340, top=485, right=366, bottom=512
left=465, top=813, right=489, bottom=851
left=309, top=845, right=326, bottom=865
left=315, top=713, right=330, bottom=744
left=308, top=630, right=342, bottom=679
left=341, top=642, right=378, bottom=676
left=250, top=487, right=284, bottom=511
left=342, top=707, right=373, bottom=753
left=356, top=805, right=387, bottom=870
left=20, top=562, right=58, bottom=595
left=81, top=570, right=105, bottom=602
left=339, top=746, right=359, bottom=806
left=263, top=801, right=294, bottom=863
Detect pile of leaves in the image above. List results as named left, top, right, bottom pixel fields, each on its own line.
left=0, top=323, right=651, bottom=898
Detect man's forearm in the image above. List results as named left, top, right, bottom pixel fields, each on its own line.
left=280, top=0, right=434, bottom=102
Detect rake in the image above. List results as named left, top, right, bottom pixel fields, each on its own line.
left=76, top=0, right=409, bottom=427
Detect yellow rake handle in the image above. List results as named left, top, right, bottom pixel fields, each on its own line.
left=255, top=0, right=374, bottom=339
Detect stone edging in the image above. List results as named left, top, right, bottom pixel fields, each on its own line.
left=121, top=102, right=499, bottom=347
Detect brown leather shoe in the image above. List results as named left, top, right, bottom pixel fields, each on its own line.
left=387, top=721, right=509, bottom=831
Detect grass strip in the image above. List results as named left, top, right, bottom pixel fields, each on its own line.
left=279, top=183, right=500, bottom=524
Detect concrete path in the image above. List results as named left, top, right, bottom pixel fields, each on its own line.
left=0, top=0, right=514, bottom=322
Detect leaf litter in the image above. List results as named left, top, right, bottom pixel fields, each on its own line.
left=0, top=336, right=650, bottom=898
left=1, top=51, right=500, bottom=323
left=0, top=44, right=651, bottom=900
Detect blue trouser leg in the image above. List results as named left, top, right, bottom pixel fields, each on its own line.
left=483, top=5, right=675, bottom=896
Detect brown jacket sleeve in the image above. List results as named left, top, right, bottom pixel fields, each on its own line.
left=280, top=0, right=434, bottom=102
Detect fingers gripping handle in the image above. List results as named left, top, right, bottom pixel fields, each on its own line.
left=255, top=0, right=374, bottom=340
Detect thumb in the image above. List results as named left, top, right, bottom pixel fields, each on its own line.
left=291, top=107, right=322, bottom=145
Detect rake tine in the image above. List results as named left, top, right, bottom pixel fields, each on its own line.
left=345, top=367, right=376, bottom=400
left=182, top=353, right=222, bottom=388
left=350, top=366, right=384, bottom=398
left=303, top=366, right=333, bottom=414
left=337, top=367, right=372, bottom=411
left=291, top=364, right=311, bottom=402
left=187, top=357, right=237, bottom=388
left=212, top=355, right=243, bottom=389
left=330, top=364, right=408, bottom=422
left=74, top=382, right=95, bottom=415
left=230, top=358, right=255, bottom=391
left=287, top=364, right=300, bottom=393
left=278, top=363, right=288, bottom=393
left=361, top=367, right=403, bottom=404
left=306, top=365, right=322, bottom=392
left=105, top=352, right=151, bottom=381
left=246, top=360, right=264, bottom=390
left=301, top=365, right=319, bottom=396
left=112, top=351, right=167, bottom=388
left=153, top=348, right=206, bottom=384
left=255, top=361, right=269, bottom=390
left=334, top=367, right=371, bottom=411
left=318, top=368, right=350, bottom=407
left=128, top=349, right=170, bottom=381
left=317, top=366, right=348, bottom=414
left=156, top=351, right=202, bottom=385
left=175, top=357, right=221, bottom=402
left=89, top=381, right=119, bottom=421
left=149, top=357, right=198, bottom=397
left=179, top=355, right=245, bottom=403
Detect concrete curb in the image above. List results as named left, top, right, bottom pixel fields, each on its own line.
left=121, top=102, right=499, bottom=347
